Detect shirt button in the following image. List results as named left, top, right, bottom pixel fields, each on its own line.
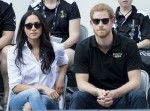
left=122, top=18, right=125, bottom=21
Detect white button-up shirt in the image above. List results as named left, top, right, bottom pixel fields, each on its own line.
left=7, top=42, right=68, bottom=93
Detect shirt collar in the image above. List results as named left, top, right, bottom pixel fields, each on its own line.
left=24, top=42, right=28, bottom=47
left=115, top=5, right=137, bottom=19
left=91, top=30, right=120, bottom=48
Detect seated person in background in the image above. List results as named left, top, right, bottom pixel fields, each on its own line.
left=115, top=0, right=150, bottom=76
left=0, top=0, right=16, bottom=108
left=28, top=0, right=81, bottom=68
left=69, top=3, right=147, bottom=109
left=7, top=11, right=68, bottom=110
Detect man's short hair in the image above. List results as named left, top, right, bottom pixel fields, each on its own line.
left=90, top=3, right=114, bottom=19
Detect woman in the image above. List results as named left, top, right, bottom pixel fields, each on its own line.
left=7, top=11, right=68, bottom=110
left=28, top=0, right=81, bottom=68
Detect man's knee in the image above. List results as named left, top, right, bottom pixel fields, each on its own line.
left=129, top=89, right=146, bottom=100
left=70, top=91, right=90, bottom=103
left=70, top=91, right=96, bottom=109
left=128, top=89, right=147, bottom=108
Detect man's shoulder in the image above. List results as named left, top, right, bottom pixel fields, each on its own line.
left=76, top=36, right=93, bottom=51
left=136, top=10, right=149, bottom=22
left=132, top=5, right=149, bottom=20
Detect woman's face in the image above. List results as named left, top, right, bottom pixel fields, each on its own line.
left=118, top=0, right=133, bottom=7
left=24, top=15, right=42, bottom=41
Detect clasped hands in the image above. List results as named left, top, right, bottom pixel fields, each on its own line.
left=96, top=89, right=114, bottom=107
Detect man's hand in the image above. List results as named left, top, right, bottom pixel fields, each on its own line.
left=96, top=89, right=114, bottom=107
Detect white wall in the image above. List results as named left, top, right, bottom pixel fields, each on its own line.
left=11, top=0, right=150, bottom=38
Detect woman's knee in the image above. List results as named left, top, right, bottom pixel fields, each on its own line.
left=26, top=88, right=41, bottom=99
left=24, top=102, right=32, bottom=110
left=41, top=94, right=59, bottom=109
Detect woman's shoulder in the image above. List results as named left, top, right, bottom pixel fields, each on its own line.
left=51, top=42, right=64, bottom=52
left=9, top=45, right=17, bottom=51
left=8, top=45, right=17, bottom=55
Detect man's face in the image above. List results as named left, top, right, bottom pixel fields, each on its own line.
left=90, top=11, right=114, bottom=38
left=118, top=0, right=133, bottom=7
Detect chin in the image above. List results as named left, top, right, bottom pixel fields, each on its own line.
left=97, top=32, right=107, bottom=37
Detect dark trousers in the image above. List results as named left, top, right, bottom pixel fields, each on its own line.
left=69, top=89, right=147, bottom=109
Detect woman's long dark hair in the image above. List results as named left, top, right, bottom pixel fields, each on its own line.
left=15, top=11, right=55, bottom=74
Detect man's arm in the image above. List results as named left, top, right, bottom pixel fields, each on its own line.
left=62, top=19, right=80, bottom=49
left=110, top=69, right=141, bottom=99
left=0, top=2, right=16, bottom=49
left=138, top=14, right=150, bottom=49
left=76, top=73, right=106, bottom=97
left=76, top=73, right=110, bottom=107
left=0, top=31, right=14, bottom=49
left=137, top=39, right=150, bottom=48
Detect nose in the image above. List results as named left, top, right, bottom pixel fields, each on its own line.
left=31, top=25, right=36, bottom=30
left=98, top=20, right=104, bottom=26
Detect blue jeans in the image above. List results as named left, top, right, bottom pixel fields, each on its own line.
left=10, top=88, right=59, bottom=110
left=69, top=89, right=147, bottom=109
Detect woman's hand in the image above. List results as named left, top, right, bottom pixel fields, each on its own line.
left=41, top=86, right=60, bottom=102
left=55, top=74, right=65, bottom=95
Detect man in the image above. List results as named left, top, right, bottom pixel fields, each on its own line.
left=115, top=0, right=150, bottom=77
left=0, top=0, right=16, bottom=109
left=69, top=3, right=147, bottom=109
left=115, top=0, right=150, bottom=48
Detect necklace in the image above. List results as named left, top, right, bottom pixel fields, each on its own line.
left=119, top=8, right=132, bottom=18
left=42, top=0, right=60, bottom=30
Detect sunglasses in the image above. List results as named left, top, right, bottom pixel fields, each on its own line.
left=92, top=18, right=110, bottom=25
left=24, top=22, right=42, bottom=30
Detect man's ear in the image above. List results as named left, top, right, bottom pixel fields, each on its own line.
left=90, top=20, right=92, bottom=25
left=111, top=18, right=115, bottom=24
left=110, top=18, right=115, bottom=26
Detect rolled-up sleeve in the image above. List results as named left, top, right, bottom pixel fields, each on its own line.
left=7, top=46, right=22, bottom=91
left=52, top=42, right=68, bottom=66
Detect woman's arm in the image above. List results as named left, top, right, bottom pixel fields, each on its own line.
left=55, top=64, right=68, bottom=94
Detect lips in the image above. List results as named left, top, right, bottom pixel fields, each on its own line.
left=30, top=33, right=38, bottom=36
left=30, top=32, right=37, bottom=35
left=122, top=0, right=128, bottom=3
